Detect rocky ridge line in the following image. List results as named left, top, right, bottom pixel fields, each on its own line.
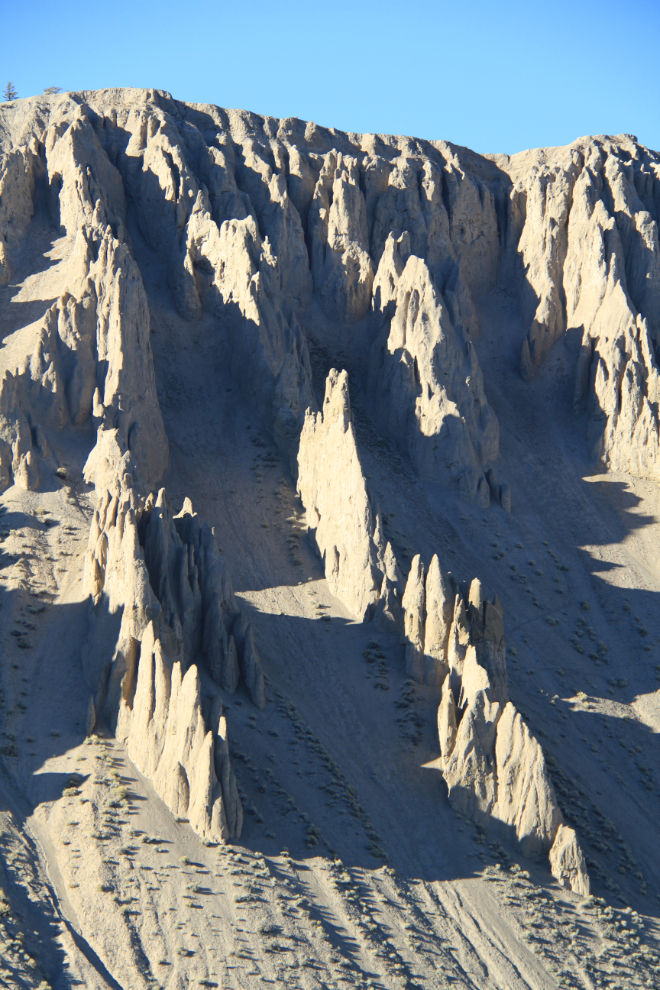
left=299, top=368, right=589, bottom=894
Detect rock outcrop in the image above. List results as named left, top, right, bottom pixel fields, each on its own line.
left=549, top=824, right=591, bottom=897
left=117, top=621, right=243, bottom=840
left=0, top=107, right=168, bottom=494
left=437, top=588, right=589, bottom=894
left=370, top=234, right=499, bottom=499
left=298, top=367, right=588, bottom=893
left=4, top=95, right=657, bottom=491
left=5, top=90, right=650, bottom=903
left=138, top=490, right=265, bottom=707
left=82, top=478, right=252, bottom=840
left=297, top=368, right=396, bottom=622
left=500, top=136, right=660, bottom=479
left=401, top=553, right=453, bottom=685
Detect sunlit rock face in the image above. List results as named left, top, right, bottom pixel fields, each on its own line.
left=2, top=87, right=659, bottom=989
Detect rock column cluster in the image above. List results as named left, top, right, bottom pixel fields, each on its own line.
left=299, top=368, right=589, bottom=894
left=82, top=478, right=260, bottom=841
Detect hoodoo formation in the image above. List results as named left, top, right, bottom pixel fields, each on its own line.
left=0, top=88, right=659, bottom=989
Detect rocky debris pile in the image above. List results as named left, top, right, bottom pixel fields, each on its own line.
left=301, top=369, right=589, bottom=894
left=82, top=477, right=264, bottom=840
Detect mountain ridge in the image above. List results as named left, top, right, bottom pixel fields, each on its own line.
left=0, top=86, right=659, bottom=990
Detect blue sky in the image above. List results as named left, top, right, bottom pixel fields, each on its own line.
left=2, top=0, right=659, bottom=154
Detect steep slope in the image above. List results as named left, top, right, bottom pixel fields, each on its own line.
left=1, top=87, right=660, bottom=990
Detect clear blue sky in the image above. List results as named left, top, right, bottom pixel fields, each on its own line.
left=2, top=0, right=659, bottom=154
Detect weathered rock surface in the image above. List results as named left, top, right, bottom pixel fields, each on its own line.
left=549, top=824, right=591, bottom=897
left=116, top=620, right=243, bottom=840
left=401, top=553, right=453, bottom=685
left=83, top=478, right=245, bottom=840
left=437, top=587, right=589, bottom=894
left=3, top=94, right=658, bottom=492
left=370, top=238, right=499, bottom=497
left=499, top=137, right=660, bottom=479
left=297, top=359, right=588, bottom=893
left=0, top=109, right=168, bottom=493
left=297, top=368, right=392, bottom=621
left=7, top=91, right=656, bottom=964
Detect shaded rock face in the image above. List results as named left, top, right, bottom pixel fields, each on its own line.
left=139, top=491, right=265, bottom=707
left=0, top=113, right=167, bottom=494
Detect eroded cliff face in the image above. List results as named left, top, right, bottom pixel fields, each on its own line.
left=500, top=137, right=660, bottom=477
left=0, top=110, right=168, bottom=494
left=1, top=88, right=659, bottom=988
left=301, top=369, right=589, bottom=894
left=2, top=92, right=658, bottom=492
left=82, top=479, right=248, bottom=841
left=297, top=368, right=398, bottom=622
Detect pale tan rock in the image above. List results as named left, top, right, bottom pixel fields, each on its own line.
left=14, top=449, right=39, bottom=490
left=447, top=595, right=471, bottom=691
left=0, top=109, right=168, bottom=495
left=468, top=578, right=483, bottom=612
left=370, top=249, right=499, bottom=495
left=375, top=543, right=403, bottom=627
left=443, top=647, right=501, bottom=821
left=309, top=152, right=374, bottom=323
left=493, top=703, right=563, bottom=858
left=140, top=490, right=244, bottom=688
left=212, top=699, right=243, bottom=837
left=435, top=585, right=588, bottom=890
left=371, top=229, right=411, bottom=311
left=85, top=481, right=244, bottom=841
left=468, top=593, right=508, bottom=706
left=2, top=96, right=659, bottom=498
left=125, top=646, right=235, bottom=842
left=502, top=136, right=660, bottom=481
left=297, top=369, right=386, bottom=621
left=549, top=825, right=591, bottom=895
left=402, top=555, right=426, bottom=682
left=423, top=555, right=453, bottom=685
left=0, top=144, right=37, bottom=285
